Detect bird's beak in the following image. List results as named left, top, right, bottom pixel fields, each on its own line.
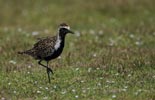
left=68, top=30, right=74, bottom=34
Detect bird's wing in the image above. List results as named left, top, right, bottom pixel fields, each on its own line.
left=33, top=36, right=57, bottom=58
left=36, top=37, right=47, bottom=41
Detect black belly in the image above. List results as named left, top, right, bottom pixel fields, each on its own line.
left=44, top=46, right=64, bottom=61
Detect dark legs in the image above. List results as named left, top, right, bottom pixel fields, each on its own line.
left=38, top=60, right=53, bottom=83
left=46, top=61, right=53, bottom=83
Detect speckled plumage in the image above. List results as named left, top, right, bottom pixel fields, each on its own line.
left=24, top=36, right=57, bottom=60
left=18, top=23, right=74, bottom=83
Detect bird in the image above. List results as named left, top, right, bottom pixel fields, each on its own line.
left=18, top=23, right=74, bottom=83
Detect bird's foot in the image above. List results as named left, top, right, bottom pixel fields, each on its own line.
left=46, top=67, right=54, bottom=83
left=47, top=67, right=54, bottom=74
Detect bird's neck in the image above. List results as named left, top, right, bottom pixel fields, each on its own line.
left=54, top=34, right=65, bottom=50
left=57, top=33, right=66, bottom=41
left=56, top=34, right=66, bottom=46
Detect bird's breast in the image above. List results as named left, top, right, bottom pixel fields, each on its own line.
left=44, top=40, right=65, bottom=61
left=54, top=39, right=61, bottom=50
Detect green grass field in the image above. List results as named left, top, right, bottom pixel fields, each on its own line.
left=0, top=0, right=155, bottom=100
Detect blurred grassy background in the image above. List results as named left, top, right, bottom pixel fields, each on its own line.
left=0, top=0, right=155, bottom=29
left=0, top=0, right=155, bottom=100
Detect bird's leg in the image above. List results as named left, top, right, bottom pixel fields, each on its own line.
left=38, top=60, right=53, bottom=83
left=46, top=61, right=54, bottom=83
left=38, top=60, right=47, bottom=68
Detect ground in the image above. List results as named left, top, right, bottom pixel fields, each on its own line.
left=0, top=0, right=155, bottom=100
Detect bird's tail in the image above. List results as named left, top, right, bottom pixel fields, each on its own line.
left=18, top=49, right=35, bottom=56
left=17, top=51, right=26, bottom=54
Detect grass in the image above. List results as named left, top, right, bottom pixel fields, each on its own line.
left=0, top=0, right=155, bottom=100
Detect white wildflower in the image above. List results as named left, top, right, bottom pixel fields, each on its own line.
left=75, top=31, right=81, bottom=37
left=111, top=81, right=115, bottom=83
left=34, top=81, right=38, bottom=84
left=115, top=73, right=119, bottom=76
left=81, top=80, right=84, bottom=83
left=109, top=38, right=116, bottom=46
left=28, top=65, right=31, bottom=68
left=97, top=82, right=101, bottom=86
left=1, top=97, right=6, bottom=100
left=124, top=86, right=128, bottom=89
left=106, top=80, right=110, bottom=83
left=129, top=34, right=134, bottom=38
left=17, top=28, right=22, bottom=32
left=88, top=68, right=92, bottom=73
left=112, top=94, right=116, bottom=98
left=93, top=53, right=97, bottom=57
left=61, top=90, right=66, bottom=94
left=8, top=82, right=11, bottom=85
left=105, top=85, right=109, bottom=88
left=96, top=67, right=100, bottom=70
left=89, top=29, right=95, bottom=35
left=43, top=97, right=48, bottom=100
left=128, top=74, right=131, bottom=77
left=134, top=92, right=138, bottom=95
left=58, top=56, right=61, bottom=59
left=87, top=87, right=90, bottom=90
left=138, top=89, right=142, bottom=92
left=45, top=87, right=48, bottom=90
left=122, top=88, right=127, bottom=92
left=37, top=90, right=41, bottom=94
left=53, top=85, right=57, bottom=89
left=135, top=41, right=143, bottom=46
left=13, top=90, right=17, bottom=94
left=82, top=89, right=86, bottom=93
left=32, top=31, right=39, bottom=36
left=14, top=71, right=17, bottom=73
left=72, top=89, right=76, bottom=93
left=9, top=60, right=16, bottom=65
left=27, top=71, right=30, bottom=74
left=4, top=27, right=8, bottom=32
left=98, top=30, right=104, bottom=35
left=75, top=95, right=79, bottom=98
left=75, top=68, right=79, bottom=71
left=50, top=90, right=54, bottom=93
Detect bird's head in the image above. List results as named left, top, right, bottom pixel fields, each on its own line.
left=58, top=23, right=74, bottom=37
